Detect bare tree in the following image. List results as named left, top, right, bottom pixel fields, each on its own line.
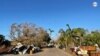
left=10, top=23, right=51, bottom=46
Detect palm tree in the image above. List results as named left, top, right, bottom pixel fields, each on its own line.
left=66, top=24, right=76, bottom=47
left=58, top=24, right=86, bottom=48
left=58, top=29, right=66, bottom=48
left=58, top=27, right=74, bottom=48
left=48, top=28, right=54, bottom=36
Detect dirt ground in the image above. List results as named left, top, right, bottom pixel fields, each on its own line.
left=1, top=48, right=72, bottom=56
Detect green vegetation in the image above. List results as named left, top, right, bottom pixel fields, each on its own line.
left=57, top=24, right=100, bottom=49
left=0, top=23, right=100, bottom=49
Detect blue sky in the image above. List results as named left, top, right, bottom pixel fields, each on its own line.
left=0, top=0, right=100, bottom=40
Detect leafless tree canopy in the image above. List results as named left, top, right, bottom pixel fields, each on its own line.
left=10, top=23, right=51, bottom=46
